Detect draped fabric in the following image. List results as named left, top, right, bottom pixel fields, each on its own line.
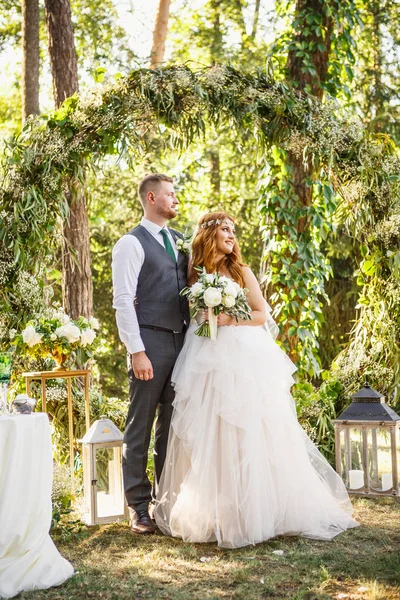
left=0, top=414, right=73, bottom=598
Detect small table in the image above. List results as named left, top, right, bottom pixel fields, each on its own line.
left=23, top=369, right=91, bottom=476
left=0, top=413, right=74, bottom=598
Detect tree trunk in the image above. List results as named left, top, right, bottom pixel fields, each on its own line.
left=371, top=0, right=383, bottom=132
left=210, top=0, right=223, bottom=63
left=62, top=185, right=93, bottom=319
left=281, top=0, right=333, bottom=359
left=251, top=0, right=261, bottom=40
left=22, top=0, right=40, bottom=120
left=45, top=0, right=93, bottom=319
left=45, top=0, right=79, bottom=105
left=209, top=149, right=221, bottom=201
left=150, top=0, right=171, bottom=69
left=286, top=0, right=333, bottom=100
left=286, top=0, right=333, bottom=220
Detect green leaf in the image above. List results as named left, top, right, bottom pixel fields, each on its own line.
left=361, top=260, right=375, bottom=276
left=94, top=67, right=107, bottom=84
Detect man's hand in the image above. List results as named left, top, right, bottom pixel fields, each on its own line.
left=131, top=351, right=154, bottom=381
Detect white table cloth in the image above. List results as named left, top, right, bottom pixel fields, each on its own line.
left=0, top=413, right=74, bottom=598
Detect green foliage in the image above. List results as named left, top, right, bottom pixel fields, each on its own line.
left=71, top=0, right=136, bottom=74
left=0, top=0, right=21, bottom=53
left=259, top=146, right=335, bottom=375
left=293, top=375, right=342, bottom=463
left=258, top=0, right=363, bottom=376
left=87, top=164, right=142, bottom=396
left=271, top=0, right=360, bottom=98
left=347, top=0, right=400, bottom=145
left=332, top=136, right=400, bottom=404
left=51, top=461, right=75, bottom=531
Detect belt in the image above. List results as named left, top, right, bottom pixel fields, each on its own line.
left=139, top=324, right=187, bottom=334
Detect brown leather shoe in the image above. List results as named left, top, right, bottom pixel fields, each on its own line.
left=129, top=508, right=156, bottom=534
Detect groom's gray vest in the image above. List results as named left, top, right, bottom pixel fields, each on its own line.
left=128, top=225, right=190, bottom=332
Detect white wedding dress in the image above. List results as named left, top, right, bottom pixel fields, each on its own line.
left=154, top=318, right=358, bottom=548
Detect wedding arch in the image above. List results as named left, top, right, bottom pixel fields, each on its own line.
left=1, top=64, right=399, bottom=393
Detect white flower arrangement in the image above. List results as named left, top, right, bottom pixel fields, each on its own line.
left=180, top=267, right=251, bottom=339
left=12, top=306, right=99, bottom=364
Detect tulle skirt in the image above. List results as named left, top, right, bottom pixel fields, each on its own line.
left=154, top=324, right=358, bottom=548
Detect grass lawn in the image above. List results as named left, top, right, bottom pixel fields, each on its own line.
left=18, top=498, right=400, bottom=600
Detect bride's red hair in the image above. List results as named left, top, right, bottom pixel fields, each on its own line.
left=188, top=211, right=246, bottom=286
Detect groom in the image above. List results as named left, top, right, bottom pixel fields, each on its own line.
left=112, top=174, right=190, bottom=534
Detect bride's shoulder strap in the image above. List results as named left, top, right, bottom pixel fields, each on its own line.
left=263, top=299, right=279, bottom=340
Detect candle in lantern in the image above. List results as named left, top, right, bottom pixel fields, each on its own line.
left=381, top=473, right=393, bottom=491
left=349, top=469, right=364, bottom=489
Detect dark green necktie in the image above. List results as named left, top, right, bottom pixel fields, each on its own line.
left=160, top=228, right=176, bottom=261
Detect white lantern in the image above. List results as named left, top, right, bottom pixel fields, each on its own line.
left=79, top=416, right=128, bottom=525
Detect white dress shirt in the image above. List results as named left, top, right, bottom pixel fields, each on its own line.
left=112, top=217, right=178, bottom=354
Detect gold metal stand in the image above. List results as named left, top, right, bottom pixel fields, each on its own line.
left=23, top=369, right=91, bottom=478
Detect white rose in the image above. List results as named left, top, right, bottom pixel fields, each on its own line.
left=80, top=328, right=96, bottom=347
left=205, top=274, right=214, bottom=283
left=203, top=287, right=222, bottom=307
left=223, top=294, right=236, bottom=308
left=22, top=324, right=43, bottom=347
left=89, top=316, right=100, bottom=330
left=190, top=282, right=204, bottom=297
left=183, top=241, right=191, bottom=251
left=55, top=323, right=81, bottom=344
left=224, top=282, right=239, bottom=298
left=58, top=313, right=70, bottom=325
left=50, top=333, right=57, bottom=341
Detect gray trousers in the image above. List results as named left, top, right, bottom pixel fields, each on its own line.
left=123, top=327, right=185, bottom=512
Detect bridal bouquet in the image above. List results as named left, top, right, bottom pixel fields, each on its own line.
left=180, top=267, right=252, bottom=339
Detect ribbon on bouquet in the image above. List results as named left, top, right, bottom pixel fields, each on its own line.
left=208, top=307, right=218, bottom=341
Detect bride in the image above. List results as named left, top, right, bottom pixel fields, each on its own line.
left=154, top=211, right=358, bottom=548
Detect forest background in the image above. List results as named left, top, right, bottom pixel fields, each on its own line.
left=1, top=0, right=400, bottom=466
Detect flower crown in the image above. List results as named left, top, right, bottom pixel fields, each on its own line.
left=198, top=218, right=232, bottom=230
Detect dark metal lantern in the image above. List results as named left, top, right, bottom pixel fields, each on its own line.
left=334, top=383, right=400, bottom=499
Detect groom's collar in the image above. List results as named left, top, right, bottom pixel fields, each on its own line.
left=141, top=217, right=168, bottom=235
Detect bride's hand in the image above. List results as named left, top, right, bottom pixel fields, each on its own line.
left=217, top=313, right=235, bottom=326
left=195, top=310, right=208, bottom=324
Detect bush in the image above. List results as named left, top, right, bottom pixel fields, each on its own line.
left=293, top=375, right=342, bottom=465
left=51, top=462, right=74, bottom=529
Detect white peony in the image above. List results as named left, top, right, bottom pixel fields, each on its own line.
left=89, top=316, right=100, bottom=330
left=219, top=276, right=230, bottom=285
left=203, top=287, right=222, bottom=307
left=223, top=294, right=236, bottom=308
left=190, top=282, right=204, bottom=297
left=224, top=281, right=239, bottom=298
left=22, top=325, right=43, bottom=347
left=55, top=322, right=81, bottom=344
left=80, top=328, right=96, bottom=347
